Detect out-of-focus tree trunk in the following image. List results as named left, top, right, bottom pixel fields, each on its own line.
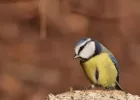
left=39, top=0, right=48, bottom=39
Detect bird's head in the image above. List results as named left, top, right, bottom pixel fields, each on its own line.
left=74, top=38, right=101, bottom=61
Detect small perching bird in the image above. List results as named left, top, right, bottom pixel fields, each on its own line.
left=74, top=38, right=123, bottom=91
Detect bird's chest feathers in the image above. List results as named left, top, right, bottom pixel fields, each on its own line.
left=82, top=53, right=117, bottom=87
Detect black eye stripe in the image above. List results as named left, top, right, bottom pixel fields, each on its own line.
left=78, top=41, right=91, bottom=55
left=78, top=46, right=84, bottom=55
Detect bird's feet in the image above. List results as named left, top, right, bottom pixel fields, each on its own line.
left=80, top=84, right=95, bottom=90
left=90, top=84, right=95, bottom=89
left=105, top=87, right=115, bottom=91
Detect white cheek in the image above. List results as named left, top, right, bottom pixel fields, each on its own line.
left=79, top=48, right=92, bottom=58
left=79, top=41, right=96, bottom=59
left=75, top=38, right=91, bottom=55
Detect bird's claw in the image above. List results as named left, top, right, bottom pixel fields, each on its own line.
left=80, top=84, right=95, bottom=90
left=105, top=87, right=115, bottom=91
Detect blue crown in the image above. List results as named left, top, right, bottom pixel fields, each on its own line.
left=75, top=38, right=89, bottom=46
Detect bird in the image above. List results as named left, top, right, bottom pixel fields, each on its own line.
left=74, top=38, right=123, bottom=91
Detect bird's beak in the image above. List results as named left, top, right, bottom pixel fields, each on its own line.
left=74, top=55, right=79, bottom=59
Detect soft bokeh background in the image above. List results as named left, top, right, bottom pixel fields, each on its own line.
left=0, top=0, right=140, bottom=100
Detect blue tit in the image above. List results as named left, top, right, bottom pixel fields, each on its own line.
left=74, top=38, right=123, bottom=91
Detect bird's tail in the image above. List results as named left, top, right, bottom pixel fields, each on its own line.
left=115, top=82, right=124, bottom=91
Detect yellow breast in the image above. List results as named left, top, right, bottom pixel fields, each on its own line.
left=82, top=53, right=118, bottom=87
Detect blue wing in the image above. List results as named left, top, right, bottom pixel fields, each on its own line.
left=109, top=55, right=119, bottom=68
left=109, top=55, right=120, bottom=83
left=100, top=43, right=120, bottom=83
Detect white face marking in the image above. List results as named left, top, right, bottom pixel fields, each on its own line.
left=79, top=41, right=96, bottom=59
left=75, top=38, right=91, bottom=55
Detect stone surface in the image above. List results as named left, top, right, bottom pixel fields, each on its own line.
left=47, top=90, right=140, bottom=100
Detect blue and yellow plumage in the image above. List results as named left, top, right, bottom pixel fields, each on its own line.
left=74, top=38, right=123, bottom=91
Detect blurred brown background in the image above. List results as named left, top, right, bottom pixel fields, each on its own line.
left=0, top=0, right=140, bottom=100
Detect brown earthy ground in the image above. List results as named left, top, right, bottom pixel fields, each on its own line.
left=0, top=0, right=140, bottom=100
